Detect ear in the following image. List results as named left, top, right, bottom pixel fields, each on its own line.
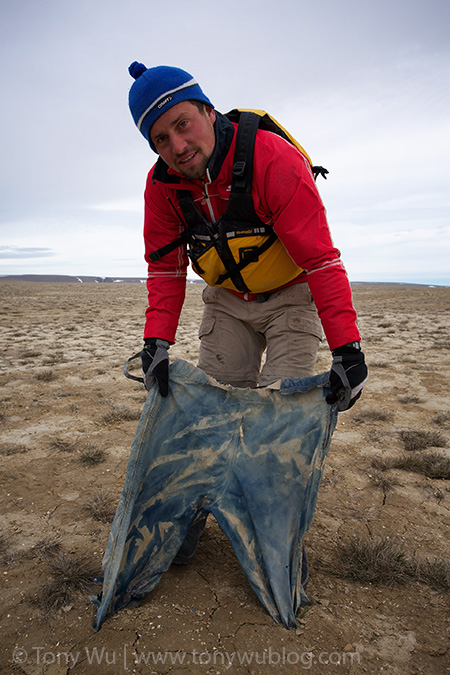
left=205, top=106, right=216, bottom=123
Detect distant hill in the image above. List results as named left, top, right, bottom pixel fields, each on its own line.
left=0, top=275, right=444, bottom=287
left=0, top=274, right=147, bottom=283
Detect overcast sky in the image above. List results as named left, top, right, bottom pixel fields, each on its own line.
left=1, top=0, right=449, bottom=284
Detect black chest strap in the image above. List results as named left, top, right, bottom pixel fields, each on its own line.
left=149, top=112, right=276, bottom=293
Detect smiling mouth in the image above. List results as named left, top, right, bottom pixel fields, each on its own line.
left=179, top=151, right=197, bottom=165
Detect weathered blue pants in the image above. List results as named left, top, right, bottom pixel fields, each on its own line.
left=93, top=360, right=337, bottom=630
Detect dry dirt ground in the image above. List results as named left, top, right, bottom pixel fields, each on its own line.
left=1, top=281, right=449, bottom=675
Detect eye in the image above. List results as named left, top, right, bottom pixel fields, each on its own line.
left=178, top=119, right=189, bottom=130
left=155, top=135, right=167, bottom=146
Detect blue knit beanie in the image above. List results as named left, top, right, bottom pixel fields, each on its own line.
left=128, top=62, right=214, bottom=150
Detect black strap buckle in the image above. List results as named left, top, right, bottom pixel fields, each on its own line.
left=232, top=161, right=246, bottom=177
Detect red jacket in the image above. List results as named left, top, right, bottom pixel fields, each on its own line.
left=143, top=113, right=361, bottom=351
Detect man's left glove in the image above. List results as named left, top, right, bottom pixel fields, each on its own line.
left=141, top=338, right=170, bottom=396
left=326, top=342, right=368, bottom=411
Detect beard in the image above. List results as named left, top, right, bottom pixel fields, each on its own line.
left=176, top=149, right=211, bottom=181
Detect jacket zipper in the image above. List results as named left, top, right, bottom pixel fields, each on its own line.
left=203, top=170, right=217, bottom=222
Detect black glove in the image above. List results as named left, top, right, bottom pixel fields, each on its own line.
left=326, top=343, right=368, bottom=411
left=141, top=338, right=170, bottom=396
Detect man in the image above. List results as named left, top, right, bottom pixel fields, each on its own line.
left=128, top=62, right=368, bottom=561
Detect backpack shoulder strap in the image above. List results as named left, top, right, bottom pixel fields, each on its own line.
left=230, top=111, right=260, bottom=194
left=226, top=108, right=313, bottom=165
left=224, top=111, right=262, bottom=222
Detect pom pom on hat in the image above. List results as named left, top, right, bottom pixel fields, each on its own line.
left=128, top=61, right=147, bottom=80
left=128, top=63, right=214, bottom=150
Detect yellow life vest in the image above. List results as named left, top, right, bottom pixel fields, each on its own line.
left=149, top=110, right=327, bottom=294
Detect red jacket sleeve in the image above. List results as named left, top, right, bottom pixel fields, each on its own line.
left=252, top=133, right=361, bottom=350
left=143, top=170, right=188, bottom=342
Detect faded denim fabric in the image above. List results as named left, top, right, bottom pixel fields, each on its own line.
left=93, top=360, right=338, bottom=630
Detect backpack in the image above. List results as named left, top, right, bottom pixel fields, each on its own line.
left=226, top=109, right=328, bottom=181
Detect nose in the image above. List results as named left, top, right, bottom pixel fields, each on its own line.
left=170, top=133, right=188, bottom=156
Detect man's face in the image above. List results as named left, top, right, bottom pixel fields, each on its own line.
left=150, top=101, right=216, bottom=181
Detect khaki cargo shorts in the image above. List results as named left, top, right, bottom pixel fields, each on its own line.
left=197, top=283, right=323, bottom=388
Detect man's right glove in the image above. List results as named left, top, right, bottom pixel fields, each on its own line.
left=326, top=342, right=368, bottom=411
left=141, top=338, right=170, bottom=396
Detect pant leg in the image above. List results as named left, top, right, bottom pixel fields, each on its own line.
left=197, top=286, right=265, bottom=388
left=258, top=283, right=323, bottom=387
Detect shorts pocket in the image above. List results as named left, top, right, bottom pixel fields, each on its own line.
left=198, top=314, right=216, bottom=340
left=287, top=311, right=323, bottom=341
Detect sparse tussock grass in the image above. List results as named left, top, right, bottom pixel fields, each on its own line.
left=29, top=536, right=63, bottom=560
left=78, top=445, right=106, bottom=466
left=50, top=437, right=76, bottom=453
left=3, top=535, right=63, bottom=566
left=0, top=443, right=29, bottom=456
left=398, top=395, right=423, bottom=404
left=365, top=429, right=387, bottom=444
left=371, top=456, right=391, bottom=471
left=399, top=430, right=447, bottom=451
left=85, top=491, right=116, bottom=523
left=21, top=349, right=42, bottom=359
left=431, top=340, right=450, bottom=350
left=432, top=411, right=450, bottom=428
left=353, top=408, right=394, bottom=423
left=368, top=361, right=389, bottom=368
left=42, top=351, right=65, bottom=365
left=391, top=452, right=450, bottom=480
left=332, top=536, right=415, bottom=586
left=102, top=405, right=141, bottom=424
left=331, top=535, right=450, bottom=591
left=34, top=369, right=58, bottom=382
left=30, top=551, right=99, bottom=615
left=369, top=471, right=398, bottom=493
left=416, top=556, right=450, bottom=591
left=0, top=532, right=10, bottom=563
left=372, top=452, right=450, bottom=480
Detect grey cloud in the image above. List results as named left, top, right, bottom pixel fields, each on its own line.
left=0, top=246, right=55, bottom=259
